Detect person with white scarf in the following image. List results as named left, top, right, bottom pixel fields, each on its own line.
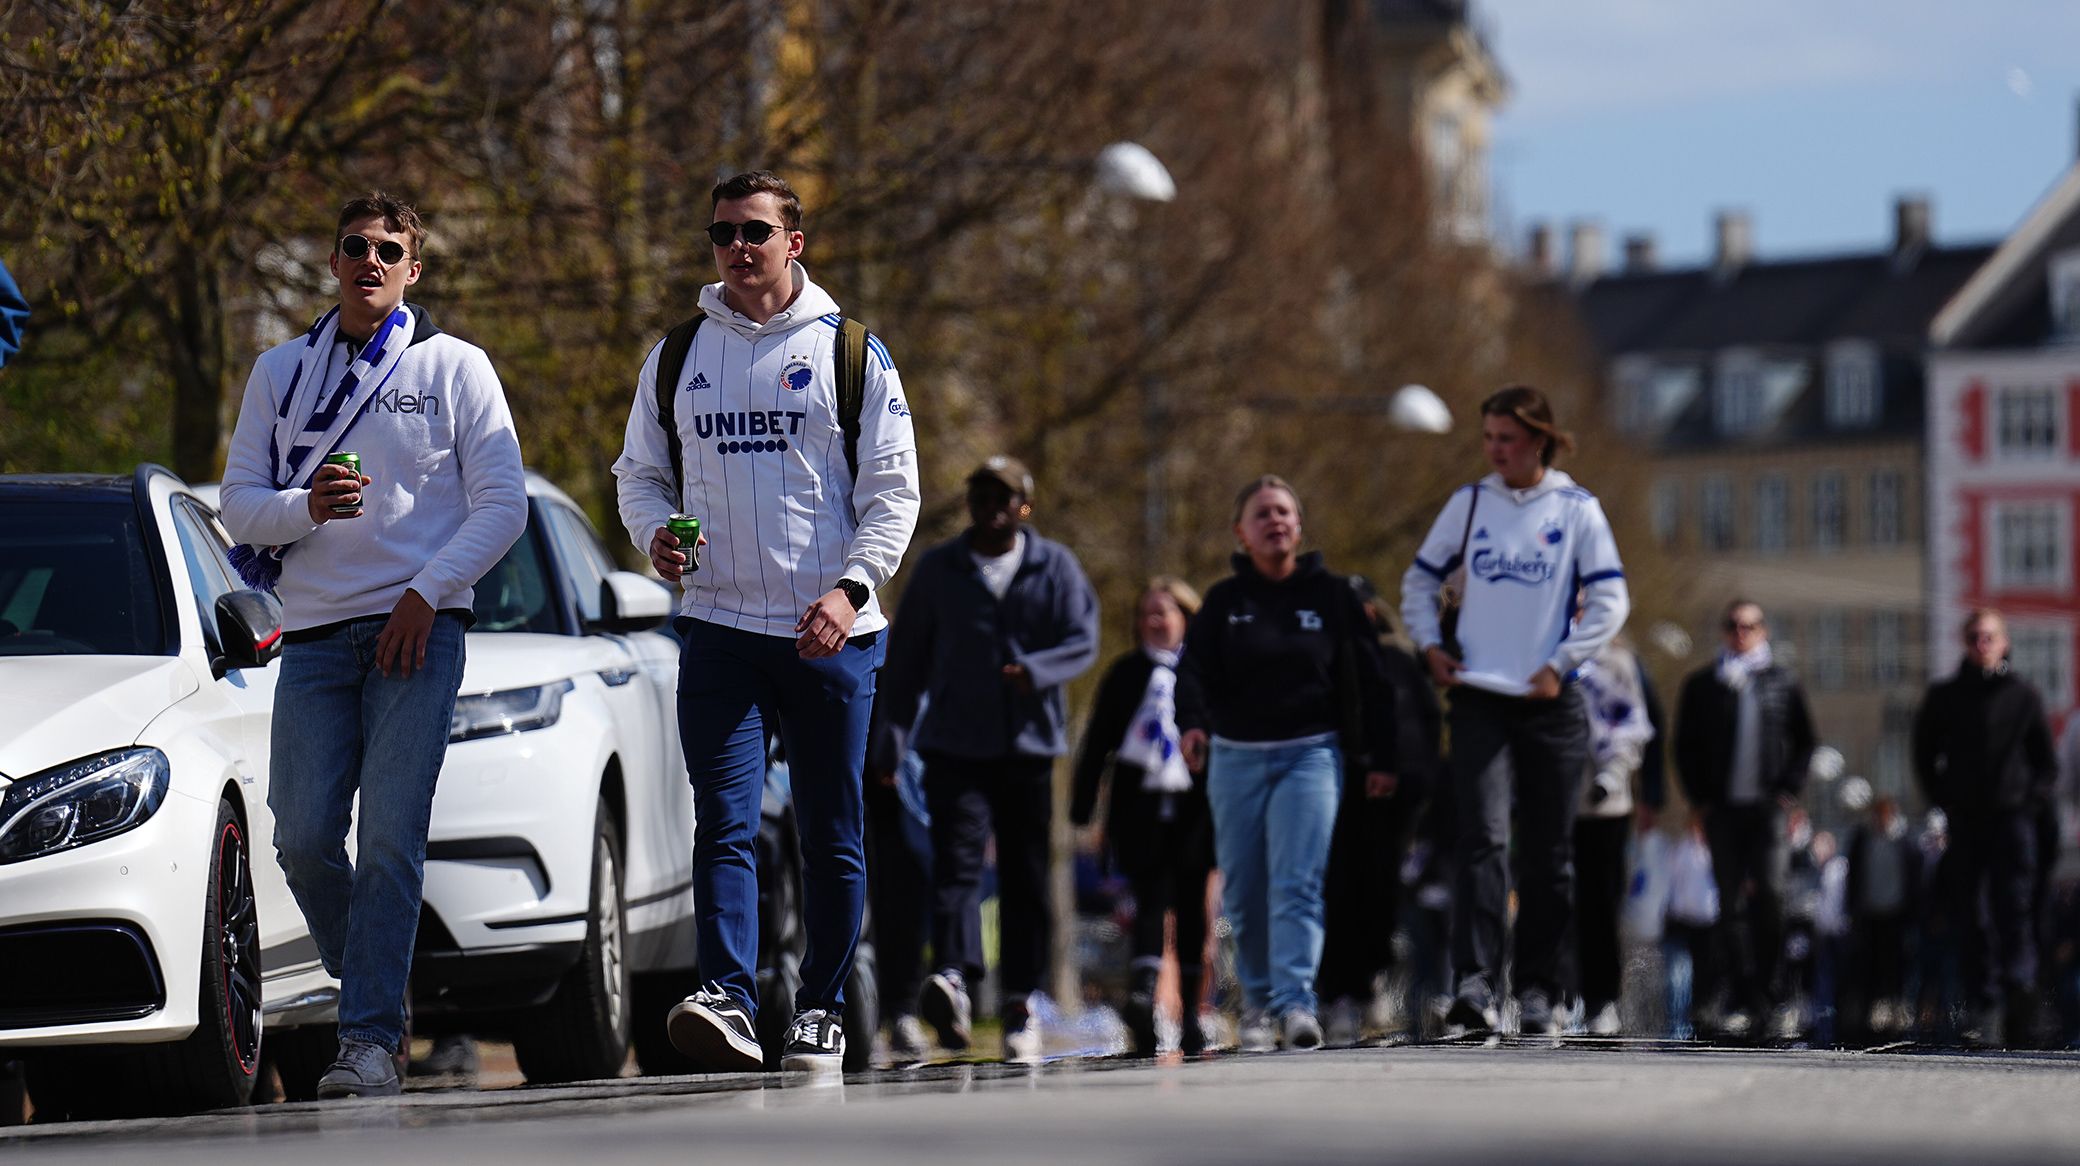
left=1072, top=577, right=1214, bottom=1057
left=1569, top=637, right=1666, bottom=1035
left=219, top=192, right=527, bottom=1098
left=1674, top=599, right=1818, bottom=1040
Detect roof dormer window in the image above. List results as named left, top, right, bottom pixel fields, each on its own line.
left=1825, top=341, right=1882, bottom=428
left=2051, top=249, right=2080, bottom=341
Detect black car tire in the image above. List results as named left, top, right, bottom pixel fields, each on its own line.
left=629, top=969, right=703, bottom=1076
left=512, top=802, right=632, bottom=1083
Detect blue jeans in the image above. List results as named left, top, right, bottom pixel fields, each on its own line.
left=677, top=619, right=882, bottom=1017
left=1207, top=736, right=1341, bottom=1017
left=269, top=613, right=467, bottom=1052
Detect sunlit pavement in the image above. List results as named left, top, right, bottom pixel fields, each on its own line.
left=7, top=1041, right=2079, bottom=1165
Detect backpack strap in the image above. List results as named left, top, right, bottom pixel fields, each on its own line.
left=836, top=318, right=869, bottom=481
left=654, top=314, right=703, bottom=504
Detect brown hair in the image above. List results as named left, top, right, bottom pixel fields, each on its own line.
left=1961, top=607, right=2006, bottom=643
left=336, top=192, right=426, bottom=257
left=1231, top=474, right=1302, bottom=525
left=711, top=171, right=803, bottom=230
left=1480, top=385, right=1576, bottom=466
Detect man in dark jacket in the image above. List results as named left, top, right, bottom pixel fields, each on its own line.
left=1914, top=608, right=2059, bottom=1047
left=1674, top=599, right=1817, bottom=1037
left=875, top=456, right=1100, bottom=1060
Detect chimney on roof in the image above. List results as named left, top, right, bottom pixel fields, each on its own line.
left=1526, top=222, right=1557, bottom=279
left=1568, top=220, right=1604, bottom=286
left=1622, top=232, right=1657, bottom=274
left=1893, top=195, right=1931, bottom=268
left=1713, top=210, right=1752, bottom=278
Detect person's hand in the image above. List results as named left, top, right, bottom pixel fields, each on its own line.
left=1365, top=771, right=1398, bottom=799
left=374, top=589, right=436, bottom=678
left=307, top=463, right=370, bottom=524
left=1526, top=665, right=1563, bottom=700
left=796, top=589, right=857, bottom=658
left=1075, top=824, right=1104, bottom=856
left=1424, top=645, right=1462, bottom=688
left=1002, top=662, right=1035, bottom=695
left=1181, top=728, right=1209, bottom=773
left=648, top=525, right=704, bottom=582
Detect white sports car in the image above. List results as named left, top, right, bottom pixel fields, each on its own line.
left=411, top=473, right=695, bottom=1082
left=0, top=467, right=338, bottom=1120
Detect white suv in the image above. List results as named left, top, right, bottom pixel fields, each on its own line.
left=411, top=472, right=694, bottom=1082
left=0, top=467, right=338, bottom=1120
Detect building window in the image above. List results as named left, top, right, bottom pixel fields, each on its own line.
left=1700, top=476, right=1735, bottom=551
left=1825, top=342, right=1881, bottom=428
left=1869, top=611, right=1906, bottom=686
left=1753, top=475, right=1789, bottom=551
left=1810, top=611, right=1847, bottom=691
left=1714, top=351, right=1764, bottom=436
left=1651, top=480, right=1683, bottom=549
left=2009, top=624, right=2074, bottom=711
left=1996, top=388, right=2059, bottom=458
left=1992, top=502, right=2069, bottom=591
left=1868, top=469, right=1904, bottom=547
left=2051, top=249, right=2080, bottom=340
left=1811, top=472, right=1846, bottom=551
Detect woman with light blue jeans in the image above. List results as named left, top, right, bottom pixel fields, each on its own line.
left=1179, top=476, right=1395, bottom=1052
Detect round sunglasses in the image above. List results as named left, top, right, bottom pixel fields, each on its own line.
left=338, top=234, right=410, bottom=265
left=706, top=220, right=791, bottom=248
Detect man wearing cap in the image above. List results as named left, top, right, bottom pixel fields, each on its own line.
left=875, top=456, right=1100, bottom=1059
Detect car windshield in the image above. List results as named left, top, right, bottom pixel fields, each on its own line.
left=0, top=498, right=168, bottom=656
left=471, top=510, right=562, bottom=634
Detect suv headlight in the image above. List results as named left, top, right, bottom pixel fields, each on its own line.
left=449, top=680, right=574, bottom=743
left=0, top=748, right=171, bottom=864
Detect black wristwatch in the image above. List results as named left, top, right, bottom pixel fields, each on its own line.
left=835, top=578, right=870, bottom=611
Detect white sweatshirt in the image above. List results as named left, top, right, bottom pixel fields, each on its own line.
left=613, top=264, right=921, bottom=638
left=220, top=311, right=529, bottom=632
left=1400, top=469, right=1630, bottom=695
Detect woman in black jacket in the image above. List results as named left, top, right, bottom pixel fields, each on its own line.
left=1177, top=475, right=1395, bottom=1052
left=1071, top=576, right=1211, bottom=1056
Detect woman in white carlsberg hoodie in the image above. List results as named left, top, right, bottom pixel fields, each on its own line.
left=1400, top=385, right=1630, bottom=1038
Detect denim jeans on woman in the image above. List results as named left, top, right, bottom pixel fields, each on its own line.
left=1207, top=734, right=1342, bottom=1018
left=268, top=613, right=468, bottom=1052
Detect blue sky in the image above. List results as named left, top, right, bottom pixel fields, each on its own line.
left=1484, top=0, right=2080, bottom=266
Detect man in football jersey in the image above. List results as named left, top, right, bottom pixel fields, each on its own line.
left=613, top=171, right=921, bottom=1073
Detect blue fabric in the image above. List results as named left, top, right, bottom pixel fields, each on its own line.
left=267, top=613, right=467, bottom=1052
left=0, top=258, right=27, bottom=369
left=677, top=619, right=882, bottom=1016
left=877, top=528, right=1100, bottom=764
left=1206, top=737, right=1341, bottom=1016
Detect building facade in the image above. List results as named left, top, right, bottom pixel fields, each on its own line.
left=1927, top=160, right=2080, bottom=738
left=1566, top=201, right=1995, bottom=804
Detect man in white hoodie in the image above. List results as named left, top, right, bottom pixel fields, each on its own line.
left=613, top=171, right=920, bottom=1074
left=220, top=192, right=528, bottom=1097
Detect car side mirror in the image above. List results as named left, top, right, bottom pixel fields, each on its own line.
left=591, top=571, right=672, bottom=633
left=214, top=589, right=285, bottom=677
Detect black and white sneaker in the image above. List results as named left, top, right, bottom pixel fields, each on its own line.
left=920, top=970, right=972, bottom=1051
left=666, top=982, right=765, bottom=1072
left=1444, top=978, right=1500, bottom=1039
left=781, top=1008, right=846, bottom=1073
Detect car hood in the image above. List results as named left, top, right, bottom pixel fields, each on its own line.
left=456, top=632, right=612, bottom=696
left=0, top=657, right=198, bottom=783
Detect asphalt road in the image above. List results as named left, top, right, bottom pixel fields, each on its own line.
left=5, top=1041, right=2077, bottom=1165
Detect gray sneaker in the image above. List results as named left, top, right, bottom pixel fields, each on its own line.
left=919, top=971, right=973, bottom=1052
left=316, top=1038, right=402, bottom=1099
left=1238, top=1008, right=1276, bottom=1053
left=1518, top=989, right=1560, bottom=1037
left=1282, top=1009, right=1325, bottom=1050
left=888, top=1013, right=929, bottom=1060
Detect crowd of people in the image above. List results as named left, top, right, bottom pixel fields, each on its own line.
left=183, top=167, right=2074, bottom=1104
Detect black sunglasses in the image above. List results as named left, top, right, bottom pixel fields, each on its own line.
left=706, top=220, right=790, bottom=248
left=338, top=234, right=410, bottom=265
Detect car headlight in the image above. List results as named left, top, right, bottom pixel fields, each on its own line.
left=449, top=680, right=574, bottom=743
left=0, top=748, right=171, bottom=864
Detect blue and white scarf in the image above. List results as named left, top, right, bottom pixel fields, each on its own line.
left=1119, top=646, right=1192, bottom=794
left=227, top=306, right=415, bottom=590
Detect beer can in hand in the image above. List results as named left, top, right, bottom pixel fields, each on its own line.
left=325, top=452, right=363, bottom=517
left=667, top=514, right=701, bottom=572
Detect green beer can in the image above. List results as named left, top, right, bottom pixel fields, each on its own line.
left=667, top=514, right=701, bottom=572
left=324, top=451, right=362, bottom=517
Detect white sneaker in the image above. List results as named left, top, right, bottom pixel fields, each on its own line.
left=1003, top=1016, right=1043, bottom=1063
left=1282, top=1009, right=1325, bottom=1051
left=888, top=1013, right=929, bottom=1060
left=1587, top=1001, right=1622, bottom=1036
left=1238, top=1009, right=1276, bottom=1053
